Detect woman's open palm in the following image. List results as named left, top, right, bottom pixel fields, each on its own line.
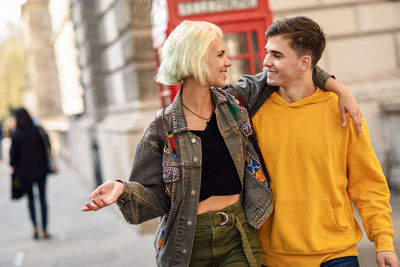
left=81, top=181, right=124, bottom=211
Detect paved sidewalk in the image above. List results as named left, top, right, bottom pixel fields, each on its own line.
left=0, top=155, right=155, bottom=267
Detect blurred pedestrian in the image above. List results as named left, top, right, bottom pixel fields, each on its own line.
left=9, top=108, right=52, bottom=240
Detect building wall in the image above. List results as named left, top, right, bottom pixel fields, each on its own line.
left=269, top=0, right=400, bottom=188
left=21, top=0, right=62, bottom=119
left=45, top=0, right=87, bottom=182
left=68, top=0, right=159, bottom=187
left=48, top=0, right=84, bottom=117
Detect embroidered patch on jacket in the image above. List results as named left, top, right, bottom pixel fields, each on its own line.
left=162, top=164, right=180, bottom=182
left=157, top=228, right=165, bottom=249
left=239, top=117, right=252, bottom=137
left=226, top=95, right=241, bottom=119
left=245, top=153, right=270, bottom=189
left=164, top=131, right=177, bottom=158
left=162, top=164, right=180, bottom=198
left=155, top=219, right=167, bottom=260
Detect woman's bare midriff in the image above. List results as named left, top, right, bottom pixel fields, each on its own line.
left=197, top=194, right=240, bottom=215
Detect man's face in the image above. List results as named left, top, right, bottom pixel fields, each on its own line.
left=207, top=35, right=232, bottom=88
left=263, top=35, right=303, bottom=88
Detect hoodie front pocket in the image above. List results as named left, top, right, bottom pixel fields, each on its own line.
left=268, top=197, right=348, bottom=253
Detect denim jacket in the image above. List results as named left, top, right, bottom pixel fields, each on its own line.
left=117, top=87, right=273, bottom=267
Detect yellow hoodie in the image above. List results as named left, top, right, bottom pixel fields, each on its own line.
left=253, top=88, right=395, bottom=267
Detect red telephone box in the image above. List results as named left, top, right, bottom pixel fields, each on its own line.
left=151, top=0, right=273, bottom=107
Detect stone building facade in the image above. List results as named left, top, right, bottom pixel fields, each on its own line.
left=21, top=0, right=62, bottom=119
left=68, top=0, right=159, bottom=187
left=268, top=0, right=400, bottom=189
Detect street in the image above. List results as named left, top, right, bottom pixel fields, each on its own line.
left=0, top=153, right=156, bottom=267
left=0, top=147, right=399, bottom=266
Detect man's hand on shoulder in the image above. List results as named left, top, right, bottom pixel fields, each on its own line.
left=376, top=251, right=399, bottom=267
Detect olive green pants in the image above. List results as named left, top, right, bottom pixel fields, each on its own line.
left=189, top=201, right=261, bottom=267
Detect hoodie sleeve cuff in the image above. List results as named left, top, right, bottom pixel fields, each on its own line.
left=375, top=234, right=395, bottom=252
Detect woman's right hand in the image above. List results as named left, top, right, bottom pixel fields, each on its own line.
left=81, top=180, right=125, bottom=212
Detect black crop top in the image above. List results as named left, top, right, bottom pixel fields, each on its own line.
left=190, top=112, right=242, bottom=202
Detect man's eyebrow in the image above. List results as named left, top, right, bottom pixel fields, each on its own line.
left=266, top=49, right=283, bottom=56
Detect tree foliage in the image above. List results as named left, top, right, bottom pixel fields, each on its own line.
left=0, top=23, right=26, bottom=121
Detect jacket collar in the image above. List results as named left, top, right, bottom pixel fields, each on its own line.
left=171, top=85, right=227, bottom=133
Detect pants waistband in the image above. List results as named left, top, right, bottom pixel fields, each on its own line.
left=195, top=200, right=258, bottom=267
left=196, top=201, right=245, bottom=226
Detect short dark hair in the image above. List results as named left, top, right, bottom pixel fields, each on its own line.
left=265, top=16, right=326, bottom=68
left=14, top=108, right=34, bottom=129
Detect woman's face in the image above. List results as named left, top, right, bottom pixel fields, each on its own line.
left=207, top=36, right=232, bottom=88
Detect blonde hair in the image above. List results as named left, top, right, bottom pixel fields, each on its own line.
left=156, top=20, right=223, bottom=86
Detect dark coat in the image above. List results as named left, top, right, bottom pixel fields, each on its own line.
left=10, top=126, right=49, bottom=181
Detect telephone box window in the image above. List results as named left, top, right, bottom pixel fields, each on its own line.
left=224, top=33, right=248, bottom=56
left=228, top=59, right=251, bottom=84
left=250, top=31, right=259, bottom=53
left=254, top=58, right=262, bottom=73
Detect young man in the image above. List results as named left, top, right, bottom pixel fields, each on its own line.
left=247, top=16, right=399, bottom=267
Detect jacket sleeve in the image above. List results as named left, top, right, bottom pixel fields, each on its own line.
left=233, top=66, right=331, bottom=112
left=233, top=71, right=273, bottom=112
left=312, top=65, right=331, bottom=91
left=9, top=134, right=19, bottom=167
left=116, top=120, right=170, bottom=224
left=347, top=119, right=395, bottom=252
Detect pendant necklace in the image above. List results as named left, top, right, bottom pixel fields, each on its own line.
left=182, top=103, right=214, bottom=123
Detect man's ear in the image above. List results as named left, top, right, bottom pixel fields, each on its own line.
left=299, top=55, right=312, bottom=72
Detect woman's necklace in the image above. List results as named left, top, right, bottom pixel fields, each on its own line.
left=182, top=102, right=214, bottom=122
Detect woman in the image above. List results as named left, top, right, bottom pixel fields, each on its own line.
left=82, top=21, right=360, bottom=266
left=10, top=108, right=52, bottom=240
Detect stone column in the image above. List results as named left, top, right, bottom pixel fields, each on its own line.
left=68, top=0, right=106, bottom=186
